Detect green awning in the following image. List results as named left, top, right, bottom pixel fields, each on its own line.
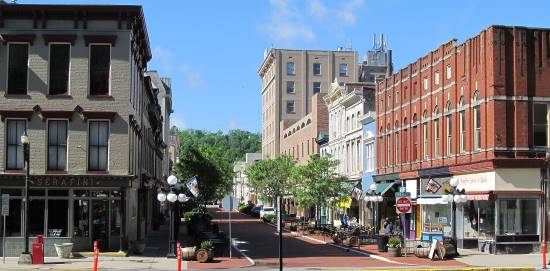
left=375, top=182, right=397, bottom=195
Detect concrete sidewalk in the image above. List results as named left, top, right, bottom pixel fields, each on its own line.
left=455, top=248, right=545, bottom=269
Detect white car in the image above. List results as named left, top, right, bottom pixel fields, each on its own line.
left=259, top=207, right=276, bottom=218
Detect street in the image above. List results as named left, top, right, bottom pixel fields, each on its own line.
left=210, top=207, right=400, bottom=269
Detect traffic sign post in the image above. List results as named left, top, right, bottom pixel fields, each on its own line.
left=395, top=196, right=412, bottom=214
left=221, top=195, right=238, bottom=259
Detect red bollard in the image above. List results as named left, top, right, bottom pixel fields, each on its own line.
left=542, top=242, right=547, bottom=269
left=177, top=241, right=182, bottom=271
left=93, top=241, right=99, bottom=271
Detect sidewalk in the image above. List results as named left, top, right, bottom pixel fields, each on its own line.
left=0, top=222, right=250, bottom=270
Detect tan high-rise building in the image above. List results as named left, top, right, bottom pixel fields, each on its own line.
left=259, top=49, right=358, bottom=159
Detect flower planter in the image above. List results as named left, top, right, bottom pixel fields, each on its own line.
left=196, top=248, right=213, bottom=263
left=54, top=243, right=73, bottom=258
left=388, top=247, right=401, bottom=257
left=181, top=246, right=197, bottom=261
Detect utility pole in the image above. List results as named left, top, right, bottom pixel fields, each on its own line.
left=278, top=195, right=283, bottom=271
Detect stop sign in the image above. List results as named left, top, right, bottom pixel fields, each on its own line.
left=395, top=197, right=412, bottom=214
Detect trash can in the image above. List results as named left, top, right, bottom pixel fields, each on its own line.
left=377, top=235, right=388, bottom=252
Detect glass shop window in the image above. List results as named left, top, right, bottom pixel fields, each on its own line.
left=111, top=200, right=121, bottom=237
left=422, top=204, right=452, bottom=237
left=48, top=200, right=68, bottom=237
left=461, top=201, right=495, bottom=240
left=73, top=199, right=90, bottom=237
left=498, top=199, right=538, bottom=235
left=6, top=199, right=21, bottom=237
left=29, top=199, right=45, bottom=236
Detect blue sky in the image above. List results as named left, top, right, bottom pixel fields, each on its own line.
left=30, top=0, right=550, bottom=132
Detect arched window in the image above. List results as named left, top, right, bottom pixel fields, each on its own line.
left=422, top=110, right=429, bottom=160
left=379, top=127, right=384, bottom=167
left=473, top=91, right=481, bottom=151
left=458, top=96, right=466, bottom=153
left=394, top=121, right=400, bottom=164
left=433, top=106, right=440, bottom=157
left=412, top=114, right=418, bottom=161
left=445, top=101, right=453, bottom=156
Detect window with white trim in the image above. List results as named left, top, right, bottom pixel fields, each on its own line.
left=473, top=91, right=481, bottom=151
left=49, top=44, right=71, bottom=95
left=6, top=120, right=26, bottom=169
left=89, top=45, right=111, bottom=95
left=446, top=65, right=452, bottom=80
left=534, top=103, right=548, bottom=147
left=48, top=120, right=68, bottom=171
left=433, top=107, right=440, bottom=157
left=88, top=121, right=109, bottom=171
left=459, top=96, right=466, bottom=153
left=445, top=101, right=453, bottom=156
left=7, top=43, right=29, bottom=94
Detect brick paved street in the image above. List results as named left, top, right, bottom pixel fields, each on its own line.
left=210, top=207, right=402, bottom=268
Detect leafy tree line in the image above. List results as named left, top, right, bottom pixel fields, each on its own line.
left=245, top=155, right=352, bottom=218
left=172, top=128, right=261, bottom=204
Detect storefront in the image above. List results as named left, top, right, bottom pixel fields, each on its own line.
left=0, top=174, right=132, bottom=256
left=454, top=169, right=542, bottom=254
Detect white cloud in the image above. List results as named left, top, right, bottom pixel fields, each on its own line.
left=308, top=0, right=327, bottom=18
left=171, top=114, right=186, bottom=129
left=152, top=46, right=174, bottom=72
left=261, top=0, right=316, bottom=45
left=179, top=64, right=206, bottom=91
left=336, top=0, right=364, bottom=27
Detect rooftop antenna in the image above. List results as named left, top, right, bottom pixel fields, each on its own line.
left=373, top=33, right=377, bottom=49
left=380, top=33, right=384, bottom=51
left=347, top=38, right=353, bottom=50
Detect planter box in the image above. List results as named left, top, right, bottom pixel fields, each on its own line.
left=54, top=243, right=73, bottom=258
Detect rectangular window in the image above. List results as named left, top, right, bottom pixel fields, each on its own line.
left=313, top=63, right=321, bottom=75
left=434, top=119, right=440, bottom=157
left=7, top=43, right=29, bottom=94
left=48, top=120, right=68, bottom=171
left=534, top=103, right=548, bottom=147
left=423, top=123, right=429, bottom=160
left=89, top=45, right=111, bottom=95
left=29, top=199, right=45, bottom=236
left=48, top=199, right=68, bottom=237
left=446, top=65, right=452, bottom=80
left=403, top=129, right=408, bottom=162
left=73, top=199, right=89, bottom=237
left=88, top=121, right=109, bottom=171
left=498, top=199, right=538, bottom=235
left=474, top=106, right=481, bottom=150
left=6, top=120, right=26, bottom=170
left=6, top=198, right=22, bottom=236
left=395, top=132, right=399, bottom=164
left=287, top=62, right=295, bottom=75
left=339, top=63, right=348, bottom=76
left=423, top=77, right=429, bottom=90
left=460, top=111, right=466, bottom=153
left=446, top=116, right=452, bottom=156
left=286, top=81, right=295, bottom=93
left=313, top=82, right=321, bottom=93
left=286, top=100, right=295, bottom=113
left=434, top=71, right=440, bottom=85
left=386, top=134, right=391, bottom=166
left=49, top=44, right=71, bottom=95
left=413, top=125, right=418, bottom=161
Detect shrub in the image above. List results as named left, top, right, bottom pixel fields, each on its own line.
left=201, top=240, right=214, bottom=250
left=183, top=211, right=199, bottom=222
left=388, top=236, right=401, bottom=248
left=262, top=214, right=276, bottom=223
left=238, top=204, right=253, bottom=214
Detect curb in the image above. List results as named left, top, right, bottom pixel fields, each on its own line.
left=232, top=239, right=255, bottom=268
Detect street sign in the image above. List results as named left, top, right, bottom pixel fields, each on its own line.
left=221, top=195, right=238, bottom=211
left=1, top=194, right=9, bottom=216
left=395, top=191, right=411, bottom=198
left=395, top=196, right=412, bottom=214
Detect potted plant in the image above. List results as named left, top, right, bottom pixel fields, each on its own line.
left=387, top=236, right=402, bottom=256
left=196, top=240, right=214, bottom=263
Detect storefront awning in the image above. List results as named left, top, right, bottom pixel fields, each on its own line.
left=465, top=194, right=490, bottom=201
left=375, top=182, right=397, bottom=196
left=417, top=197, right=447, bottom=205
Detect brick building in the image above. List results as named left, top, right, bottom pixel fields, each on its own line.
left=0, top=3, right=167, bottom=255
left=375, top=25, right=550, bottom=253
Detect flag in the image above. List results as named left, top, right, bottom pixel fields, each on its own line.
left=351, top=187, right=362, bottom=200
left=425, top=178, right=442, bottom=194
left=186, top=176, right=199, bottom=197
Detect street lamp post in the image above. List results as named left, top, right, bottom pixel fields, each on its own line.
left=157, top=175, right=189, bottom=258
left=441, top=178, right=468, bottom=248
left=18, top=133, right=31, bottom=265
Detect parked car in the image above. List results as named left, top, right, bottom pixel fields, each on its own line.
left=259, top=207, right=276, bottom=219
left=250, top=205, right=263, bottom=217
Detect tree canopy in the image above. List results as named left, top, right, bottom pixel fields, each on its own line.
left=290, top=155, right=351, bottom=209
left=172, top=128, right=261, bottom=203
left=245, top=155, right=295, bottom=200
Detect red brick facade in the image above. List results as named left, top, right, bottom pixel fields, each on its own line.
left=376, top=25, right=550, bottom=178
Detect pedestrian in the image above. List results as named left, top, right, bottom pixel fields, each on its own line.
left=340, top=213, right=349, bottom=228
left=383, top=217, right=393, bottom=235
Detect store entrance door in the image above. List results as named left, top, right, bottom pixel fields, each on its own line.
left=92, top=199, right=109, bottom=250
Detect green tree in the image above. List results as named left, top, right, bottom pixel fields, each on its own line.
left=290, top=155, right=351, bottom=214
left=245, top=155, right=295, bottom=202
